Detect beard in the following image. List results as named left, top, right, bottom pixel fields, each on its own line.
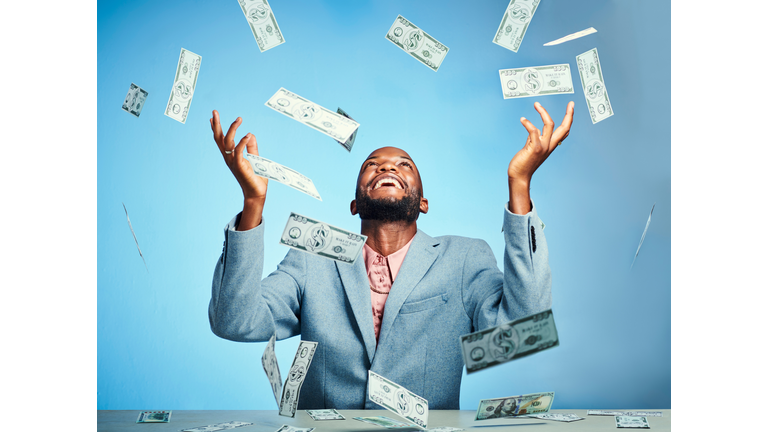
left=355, top=186, right=422, bottom=223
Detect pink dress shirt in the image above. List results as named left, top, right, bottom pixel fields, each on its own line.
left=362, top=236, right=414, bottom=345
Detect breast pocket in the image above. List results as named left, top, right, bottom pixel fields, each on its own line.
left=398, top=292, right=449, bottom=314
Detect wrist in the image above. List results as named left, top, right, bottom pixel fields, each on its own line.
left=237, top=197, right=265, bottom=231
left=508, top=177, right=532, bottom=215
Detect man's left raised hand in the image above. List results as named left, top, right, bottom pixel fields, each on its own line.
left=507, top=101, right=574, bottom=215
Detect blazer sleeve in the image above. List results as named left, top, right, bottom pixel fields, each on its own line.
left=463, top=201, right=552, bottom=331
left=208, top=214, right=305, bottom=342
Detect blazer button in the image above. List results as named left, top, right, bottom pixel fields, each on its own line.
left=530, top=226, right=537, bottom=253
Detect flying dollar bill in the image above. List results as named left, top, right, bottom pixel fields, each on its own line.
left=335, top=108, right=357, bottom=151
left=182, top=421, right=253, bottom=432
left=576, top=48, right=613, bottom=124
left=265, top=88, right=359, bottom=145
left=631, top=203, right=655, bottom=269
left=279, top=340, right=318, bottom=418
left=280, top=213, right=366, bottom=264
left=544, top=27, right=597, bottom=46
left=499, top=64, right=574, bottom=99
left=237, top=0, right=285, bottom=52
left=165, top=48, right=201, bottom=124
left=136, top=411, right=171, bottom=423
left=368, top=370, right=429, bottom=429
left=244, top=152, right=322, bottom=201
left=261, top=334, right=282, bottom=408
left=523, top=413, right=583, bottom=422
left=385, top=15, right=449, bottom=72
left=475, top=392, right=554, bottom=420
left=306, top=409, right=345, bottom=421
left=615, top=416, right=650, bottom=428
left=460, top=309, right=559, bottom=374
left=122, top=83, right=148, bottom=117
left=492, top=0, right=540, bottom=53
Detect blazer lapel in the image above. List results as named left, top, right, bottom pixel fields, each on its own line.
left=377, top=230, right=440, bottom=347
left=336, top=258, right=377, bottom=365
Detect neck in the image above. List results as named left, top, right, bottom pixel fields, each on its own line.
left=361, top=219, right=417, bottom=256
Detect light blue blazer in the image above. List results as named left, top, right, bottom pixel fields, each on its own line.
left=209, top=203, right=551, bottom=410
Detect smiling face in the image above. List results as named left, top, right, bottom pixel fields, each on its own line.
left=351, top=147, right=428, bottom=223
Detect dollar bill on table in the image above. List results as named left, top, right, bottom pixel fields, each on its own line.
left=425, top=428, right=464, bottom=432
left=182, top=421, right=254, bottom=431
left=122, top=83, right=148, bottom=117
left=475, top=392, right=554, bottom=420
left=385, top=15, right=449, bottom=72
left=352, top=416, right=418, bottom=429
left=280, top=213, right=366, bottom=264
left=368, top=370, right=429, bottom=429
left=499, top=64, right=574, bottom=99
left=275, top=426, right=315, bottom=432
left=261, top=333, right=282, bottom=407
left=244, top=152, right=322, bottom=201
left=165, top=48, right=201, bottom=124
left=616, top=416, right=650, bottom=428
left=306, top=409, right=345, bottom=420
left=625, top=411, right=662, bottom=417
left=265, top=88, right=359, bottom=145
left=335, top=108, right=357, bottom=151
left=522, top=413, right=583, bottom=422
left=136, top=411, right=171, bottom=423
left=492, top=0, right=541, bottom=53
left=588, top=410, right=625, bottom=416
left=576, top=48, right=613, bottom=124
left=279, top=341, right=318, bottom=418
left=460, top=309, right=559, bottom=374
left=237, top=0, right=284, bottom=52
left=544, top=27, right=597, bottom=46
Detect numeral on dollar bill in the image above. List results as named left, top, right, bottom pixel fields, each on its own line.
left=576, top=48, right=614, bottom=124
left=238, top=0, right=285, bottom=52
left=279, top=341, right=318, bottom=418
left=475, top=392, right=554, bottom=420
left=460, top=309, right=559, bottom=374
left=368, top=371, right=429, bottom=429
left=165, top=48, right=201, bottom=124
left=280, top=213, right=366, bottom=263
left=492, top=0, right=540, bottom=53
left=499, top=64, right=574, bottom=99
left=385, top=15, right=449, bottom=72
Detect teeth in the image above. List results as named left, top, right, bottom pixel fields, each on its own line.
left=374, top=178, right=402, bottom=190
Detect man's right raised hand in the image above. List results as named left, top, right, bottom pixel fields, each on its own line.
left=211, top=110, right=268, bottom=230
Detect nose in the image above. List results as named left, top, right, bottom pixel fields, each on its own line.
left=378, top=159, right=398, bottom=172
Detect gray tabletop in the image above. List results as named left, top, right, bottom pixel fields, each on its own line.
left=98, top=409, right=671, bottom=431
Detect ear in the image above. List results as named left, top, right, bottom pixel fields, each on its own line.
left=350, top=199, right=358, bottom=215
left=419, top=197, right=429, bottom=214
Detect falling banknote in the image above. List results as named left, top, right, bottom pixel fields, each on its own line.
left=385, top=15, right=449, bottom=72
left=499, top=64, right=574, bottom=99
left=261, top=334, right=282, bottom=408
left=576, top=48, right=614, bottom=124
left=265, top=88, right=359, bottom=145
left=475, top=392, right=554, bottom=420
left=280, top=212, right=366, bottom=264
left=492, top=0, right=541, bottom=53
left=244, top=152, right=322, bottom=201
left=279, top=340, right=318, bottom=418
left=335, top=108, right=357, bottom=151
left=544, top=27, right=597, bottom=46
left=165, top=48, right=201, bottom=124
left=237, top=0, right=285, bottom=52
left=122, top=83, right=148, bottom=117
left=460, top=309, right=559, bottom=374
left=368, top=371, right=429, bottom=429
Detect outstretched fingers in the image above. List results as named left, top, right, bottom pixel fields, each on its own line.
left=211, top=110, right=225, bottom=150
left=534, top=102, right=555, bottom=145
left=551, top=101, right=575, bottom=150
left=223, top=116, right=243, bottom=155
left=520, top=116, right=542, bottom=151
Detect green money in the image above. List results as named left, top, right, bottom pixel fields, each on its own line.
left=244, top=152, right=322, bottom=201
left=122, top=83, right=148, bottom=117
left=475, top=392, right=554, bottom=420
left=353, top=416, right=417, bottom=429
left=460, top=309, right=559, bottom=374
left=368, top=370, right=429, bottom=429
left=136, top=411, right=171, bottom=423
left=576, top=48, right=614, bottom=124
left=385, top=15, right=449, bottom=72
left=237, top=0, right=285, bottom=52
left=265, top=88, right=360, bottom=145
left=279, top=341, right=318, bottom=418
left=615, top=416, right=650, bottom=428
left=492, top=0, right=540, bottom=53
left=165, top=48, right=201, bottom=124
left=280, top=213, right=366, bottom=263
left=499, top=64, right=574, bottom=99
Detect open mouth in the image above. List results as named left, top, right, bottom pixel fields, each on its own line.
left=371, top=175, right=404, bottom=190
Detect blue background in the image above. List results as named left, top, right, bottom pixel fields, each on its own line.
left=97, top=0, right=670, bottom=410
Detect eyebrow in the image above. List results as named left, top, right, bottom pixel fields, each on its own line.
left=364, top=155, right=413, bottom=162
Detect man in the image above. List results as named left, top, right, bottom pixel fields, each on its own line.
left=208, top=101, right=574, bottom=410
